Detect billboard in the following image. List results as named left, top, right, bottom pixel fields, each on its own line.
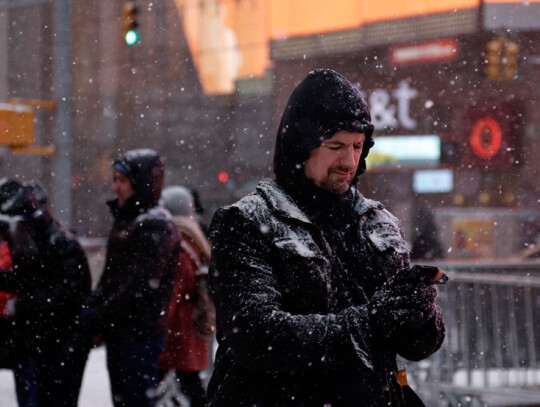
left=173, top=0, right=481, bottom=95
left=173, top=0, right=540, bottom=94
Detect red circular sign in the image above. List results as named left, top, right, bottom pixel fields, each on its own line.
left=470, top=117, right=502, bottom=159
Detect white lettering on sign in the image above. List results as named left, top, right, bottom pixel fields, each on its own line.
left=390, top=39, right=458, bottom=65
left=360, top=80, right=419, bottom=131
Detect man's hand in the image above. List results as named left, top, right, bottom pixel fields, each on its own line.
left=369, top=274, right=439, bottom=341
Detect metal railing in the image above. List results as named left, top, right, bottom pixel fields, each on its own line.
left=407, top=261, right=540, bottom=407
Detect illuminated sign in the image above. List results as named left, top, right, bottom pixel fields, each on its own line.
left=413, top=169, right=454, bottom=193
left=0, top=103, right=34, bottom=147
left=173, top=0, right=480, bottom=95
left=390, top=39, right=459, bottom=65
left=360, top=80, right=420, bottom=131
left=469, top=117, right=502, bottom=159
left=367, top=135, right=441, bottom=168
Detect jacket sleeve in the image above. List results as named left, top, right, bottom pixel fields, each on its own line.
left=366, top=208, right=445, bottom=361
left=208, top=206, right=375, bottom=376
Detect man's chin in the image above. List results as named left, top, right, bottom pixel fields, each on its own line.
left=331, top=184, right=350, bottom=194
left=320, top=180, right=350, bottom=194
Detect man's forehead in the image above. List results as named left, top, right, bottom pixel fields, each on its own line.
left=113, top=170, right=130, bottom=180
left=325, top=131, right=366, bottom=143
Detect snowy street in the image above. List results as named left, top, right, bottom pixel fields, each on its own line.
left=0, top=347, right=113, bottom=407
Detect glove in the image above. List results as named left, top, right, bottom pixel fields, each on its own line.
left=370, top=273, right=438, bottom=342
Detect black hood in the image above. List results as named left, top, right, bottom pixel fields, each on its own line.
left=113, top=148, right=164, bottom=209
left=273, top=69, right=374, bottom=187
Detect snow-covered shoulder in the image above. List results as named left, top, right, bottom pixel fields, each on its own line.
left=135, top=205, right=173, bottom=224
left=353, top=189, right=409, bottom=254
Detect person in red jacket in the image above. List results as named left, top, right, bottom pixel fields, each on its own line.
left=0, top=240, right=14, bottom=312
left=0, top=239, right=16, bottom=369
left=159, top=186, right=214, bottom=407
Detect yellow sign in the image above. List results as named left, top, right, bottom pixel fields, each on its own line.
left=450, top=219, right=495, bottom=258
left=0, top=103, right=34, bottom=147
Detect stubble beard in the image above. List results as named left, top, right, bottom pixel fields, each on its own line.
left=320, top=172, right=353, bottom=195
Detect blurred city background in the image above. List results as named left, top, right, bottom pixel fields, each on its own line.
left=0, top=0, right=539, bottom=405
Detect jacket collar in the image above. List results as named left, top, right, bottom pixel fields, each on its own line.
left=256, top=179, right=311, bottom=224
left=107, top=195, right=148, bottom=221
left=256, top=178, right=384, bottom=224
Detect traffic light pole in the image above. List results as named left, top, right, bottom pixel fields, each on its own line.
left=53, top=0, right=72, bottom=227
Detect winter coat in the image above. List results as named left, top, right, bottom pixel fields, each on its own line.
left=0, top=213, right=91, bottom=354
left=160, top=216, right=211, bottom=372
left=0, top=240, right=15, bottom=368
left=0, top=241, right=15, bottom=315
left=207, top=179, right=445, bottom=407
left=87, top=198, right=180, bottom=342
left=86, top=149, right=181, bottom=342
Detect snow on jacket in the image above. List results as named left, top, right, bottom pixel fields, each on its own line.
left=207, top=179, right=444, bottom=406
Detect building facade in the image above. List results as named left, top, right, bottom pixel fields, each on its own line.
left=0, top=0, right=538, bottom=257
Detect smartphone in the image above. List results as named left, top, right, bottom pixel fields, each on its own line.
left=406, top=264, right=448, bottom=285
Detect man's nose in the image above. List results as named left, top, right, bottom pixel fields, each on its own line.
left=339, top=147, right=357, bottom=168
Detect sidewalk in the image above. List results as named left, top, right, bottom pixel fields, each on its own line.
left=0, top=347, right=113, bottom=407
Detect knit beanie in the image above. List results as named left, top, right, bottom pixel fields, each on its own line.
left=159, top=186, right=195, bottom=217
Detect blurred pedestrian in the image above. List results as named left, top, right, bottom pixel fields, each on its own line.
left=82, top=149, right=180, bottom=407
left=159, top=185, right=213, bottom=407
left=0, top=238, right=16, bottom=370
left=0, top=178, right=91, bottom=407
left=186, top=186, right=209, bottom=236
left=207, top=69, right=445, bottom=406
left=410, top=204, right=445, bottom=261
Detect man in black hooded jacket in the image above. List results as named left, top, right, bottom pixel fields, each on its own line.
left=207, top=69, right=446, bottom=406
left=83, top=149, right=180, bottom=407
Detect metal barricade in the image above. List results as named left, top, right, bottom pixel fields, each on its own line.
left=406, top=262, right=540, bottom=407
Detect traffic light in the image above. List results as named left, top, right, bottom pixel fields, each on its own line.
left=217, top=171, right=229, bottom=183
left=485, top=39, right=503, bottom=81
left=503, top=40, right=520, bottom=81
left=485, top=38, right=520, bottom=81
left=122, top=1, right=139, bottom=45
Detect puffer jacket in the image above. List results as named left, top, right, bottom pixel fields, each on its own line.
left=207, top=179, right=445, bottom=406
left=159, top=217, right=211, bottom=372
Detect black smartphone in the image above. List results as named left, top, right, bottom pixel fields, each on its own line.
left=406, top=264, right=448, bottom=285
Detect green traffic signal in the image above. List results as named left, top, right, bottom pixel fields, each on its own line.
left=122, top=2, right=139, bottom=45
left=125, top=29, right=139, bottom=45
